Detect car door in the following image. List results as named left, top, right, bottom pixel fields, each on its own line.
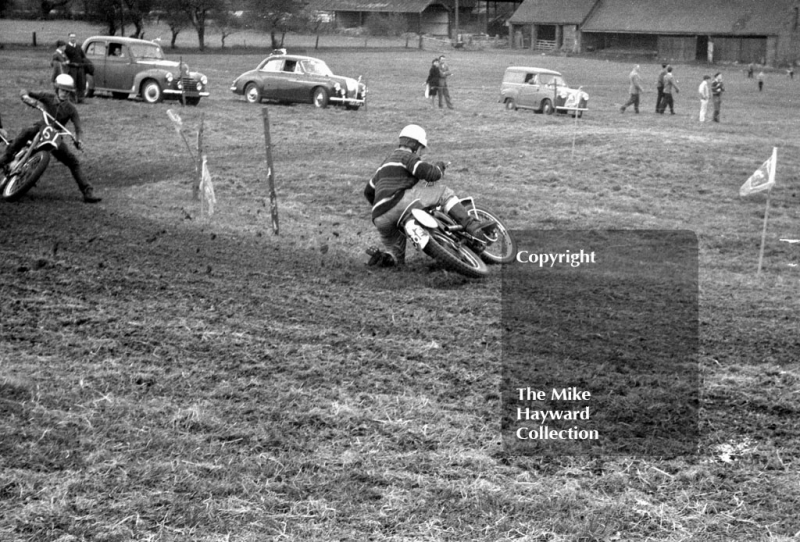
left=83, top=40, right=107, bottom=88
left=257, top=58, right=284, bottom=100
left=516, top=72, right=541, bottom=109
left=275, top=59, right=309, bottom=102
left=104, top=42, right=137, bottom=91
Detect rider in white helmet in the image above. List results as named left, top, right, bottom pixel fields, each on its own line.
left=0, top=74, right=100, bottom=203
left=364, top=124, right=492, bottom=267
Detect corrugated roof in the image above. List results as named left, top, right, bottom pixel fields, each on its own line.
left=581, top=0, right=796, bottom=35
left=306, top=0, right=436, bottom=13
left=509, top=0, right=598, bottom=24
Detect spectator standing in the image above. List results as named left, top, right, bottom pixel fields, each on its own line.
left=757, top=71, right=765, bottom=91
left=620, top=64, right=644, bottom=114
left=711, top=72, right=724, bottom=123
left=51, top=40, right=68, bottom=87
left=658, top=66, right=680, bottom=114
left=789, top=66, right=795, bottom=79
left=64, top=33, right=87, bottom=103
left=425, top=58, right=440, bottom=108
left=437, top=55, right=454, bottom=110
left=698, top=75, right=710, bottom=122
left=655, top=63, right=667, bottom=113
left=747, top=63, right=754, bottom=79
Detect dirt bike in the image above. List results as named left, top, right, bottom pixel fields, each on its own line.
left=0, top=98, right=80, bottom=202
left=402, top=196, right=517, bottom=279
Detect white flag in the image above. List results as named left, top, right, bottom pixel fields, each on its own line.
left=740, top=148, right=777, bottom=197
left=199, top=155, right=216, bottom=216
left=166, top=109, right=183, bottom=134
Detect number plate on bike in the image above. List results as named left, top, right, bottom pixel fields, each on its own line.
left=37, top=126, right=60, bottom=149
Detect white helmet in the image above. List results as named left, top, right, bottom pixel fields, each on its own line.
left=54, top=73, right=76, bottom=93
left=399, top=124, right=428, bottom=148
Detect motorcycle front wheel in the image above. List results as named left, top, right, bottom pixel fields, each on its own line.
left=467, top=205, right=518, bottom=264
left=2, top=151, right=50, bottom=202
left=423, top=229, right=489, bottom=278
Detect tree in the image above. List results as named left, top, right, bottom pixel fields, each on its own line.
left=84, top=0, right=152, bottom=37
left=211, top=9, right=242, bottom=48
left=38, top=0, right=72, bottom=19
left=157, top=0, right=191, bottom=48
left=246, top=0, right=303, bottom=49
left=177, top=0, right=226, bottom=51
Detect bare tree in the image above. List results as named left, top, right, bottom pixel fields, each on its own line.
left=38, top=0, right=72, bottom=19
left=177, top=0, right=226, bottom=51
left=246, top=0, right=303, bottom=49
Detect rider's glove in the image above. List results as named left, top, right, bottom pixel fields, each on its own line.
left=435, top=161, right=447, bottom=173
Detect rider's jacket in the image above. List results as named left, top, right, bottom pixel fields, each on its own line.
left=28, top=91, right=82, bottom=140
left=365, top=148, right=443, bottom=219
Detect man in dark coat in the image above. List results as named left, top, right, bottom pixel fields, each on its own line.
left=64, top=33, right=87, bottom=103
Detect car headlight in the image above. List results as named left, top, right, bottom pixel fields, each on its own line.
left=196, top=82, right=202, bottom=91
left=333, top=82, right=341, bottom=92
left=166, top=72, right=174, bottom=83
left=201, top=75, right=208, bottom=85
left=177, top=80, right=183, bottom=89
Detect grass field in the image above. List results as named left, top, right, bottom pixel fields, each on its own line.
left=1, top=19, right=800, bottom=542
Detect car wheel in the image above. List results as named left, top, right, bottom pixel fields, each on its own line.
left=505, top=99, right=517, bottom=111
left=541, top=99, right=554, bottom=115
left=142, top=79, right=163, bottom=104
left=312, top=87, right=329, bottom=108
left=85, top=75, right=95, bottom=98
left=244, top=82, right=261, bottom=104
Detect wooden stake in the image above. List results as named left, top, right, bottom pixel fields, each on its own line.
left=262, top=108, right=280, bottom=235
left=194, top=113, right=204, bottom=201
left=757, top=189, right=772, bottom=275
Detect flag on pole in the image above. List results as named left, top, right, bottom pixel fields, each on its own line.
left=740, top=147, right=777, bottom=197
left=199, top=154, right=216, bottom=216
left=166, top=109, right=183, bottom=133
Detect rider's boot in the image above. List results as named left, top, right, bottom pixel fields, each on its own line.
left=366, top=246, right=401, bottom=267
left=447, top=202, right=493, bottom=242
left=82, top=186, right=102, bottom=203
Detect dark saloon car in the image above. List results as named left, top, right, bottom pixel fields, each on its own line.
left=231, top=53, right=367, bottom=110
left=83, top=36, right=209, bottom=105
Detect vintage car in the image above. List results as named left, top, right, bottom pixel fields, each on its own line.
left=82, top=36, right=209, bottom=105
left=500, top=66, right=588, bottom=116
left=230, top=53, right=367, bottom=110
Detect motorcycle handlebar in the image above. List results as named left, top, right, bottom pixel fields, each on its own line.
left=21, top=96, right=78, bottom=143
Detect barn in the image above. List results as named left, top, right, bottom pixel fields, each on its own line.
left=507, top=0, right=595, bottom=52
left=508, top=0, right=800, bottom=66
left=306, top=0, right=523, bottom=38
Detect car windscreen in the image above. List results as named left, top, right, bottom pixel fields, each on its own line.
left=130, top=44, right=165, bottom=60
left=300, top=59, right=333, bottom=77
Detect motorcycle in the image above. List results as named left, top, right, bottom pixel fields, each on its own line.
left=401, top=196, right=517, bottom=278
left=0, top=98, right=80, bottom=202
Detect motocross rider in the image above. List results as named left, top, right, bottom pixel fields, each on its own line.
left=364, top=124, right=492, bottom=267
left=0, top=74, right=100, bottom=203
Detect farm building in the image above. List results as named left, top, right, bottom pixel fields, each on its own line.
left=507, top=0, right=595, bottom=52
left=508, top=0, right=800, bottom=67
left=307, top=0, right=522, bottom=38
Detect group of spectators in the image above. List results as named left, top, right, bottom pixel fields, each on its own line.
left=50, top=32, right=90, bottom=104
left=621, top=63, right=724, bottom=122
left=424, top=55, right=454, bottom=110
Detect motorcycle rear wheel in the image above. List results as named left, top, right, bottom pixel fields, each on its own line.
left=423, top=229, right=489, bottom=278
left=2, top=151, right=50, bottom=202
left=467, top=205, right=517, bottom=264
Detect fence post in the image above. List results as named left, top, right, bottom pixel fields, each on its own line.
left=261, top=108, right=280, bottom=236
left=32, top=32, right=37, bottom=47
left=194, top=113, right=204, bottom=201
